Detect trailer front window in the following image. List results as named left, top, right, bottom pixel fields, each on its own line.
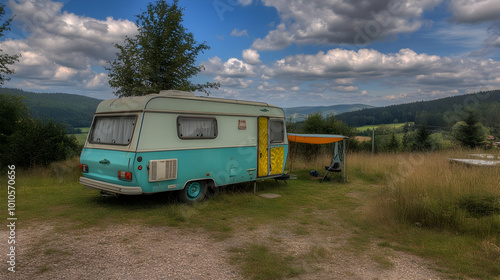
left=89, top=116, right=137, bottom=145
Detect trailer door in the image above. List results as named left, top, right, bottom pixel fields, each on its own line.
left=258, top=117, right=286, bottom=177
left=258, top=117, right=269, bottom=177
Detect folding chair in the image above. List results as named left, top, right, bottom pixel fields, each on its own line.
left=322, top=142, right=341, bottom=182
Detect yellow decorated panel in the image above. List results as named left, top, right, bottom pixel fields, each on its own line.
left=258, top=117, right=268, bottom=177
left=270, top=146, right=284, bottom=175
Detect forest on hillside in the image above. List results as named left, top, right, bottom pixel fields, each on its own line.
left=0, top=88, right=101, bottom=131
left=336, top=90, right=500, bottom=137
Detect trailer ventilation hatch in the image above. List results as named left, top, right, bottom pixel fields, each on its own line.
left=149, top=159, right=178, bottom=182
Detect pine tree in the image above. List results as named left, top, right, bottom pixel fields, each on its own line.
left=455, top=109, right=485, bottom=148
left=413, top=124, right=431, bottom=151
left=386, top=133, right=400, bottom=151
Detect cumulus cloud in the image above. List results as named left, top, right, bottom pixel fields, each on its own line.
left=263, top=48, right=449, bottom=80
left=203, top=47, right=500, bottom=105
left=242, top=49, right=262, bottom=64
left=214, top=76, right=253, bottom=88
left=2, top=0, right=137, bottom=92
left=252, top=0, right=441, bottom=50
left=203, top=57, right=256, bottom=77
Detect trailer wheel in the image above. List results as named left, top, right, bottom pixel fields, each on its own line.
left=178, top=181, right=207, bottom=203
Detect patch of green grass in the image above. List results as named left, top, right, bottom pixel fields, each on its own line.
left=69, top=133, right=88, bottom=145
left=355, top=122, right=412, bottom=132
left=76, top=127, right=90, bottom=133
left=229, top=243, right=304, bottom=280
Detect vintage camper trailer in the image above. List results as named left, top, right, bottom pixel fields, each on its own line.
left=79, top=90, right=288, bottom=202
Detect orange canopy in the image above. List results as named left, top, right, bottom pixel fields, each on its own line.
left=287, top=133, right=347, bottom=144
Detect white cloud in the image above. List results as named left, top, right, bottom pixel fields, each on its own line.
left=203, top=57, right=255, bottom=77
left=334, top=78, right=354, bottom=85
left=257, top=81, right=286, bottom=92
left=263, top=48, right=448, bottom=81
left=203, top=47, right=500, bottom=106
left=242, top=49, right=262, bottom=64
left=214, top=76, right=253, bottom=88
left=85, top=73, right=109, bottom=89
left=252, top=23, right=292, bottom=51
left=332, top=85, right=358, bottom=92
left=54, top=66, right=78, bottom=80
left=230, top=28, right=249, bottom=37
left=383, top=92, right=408, bottom=100
left=2, top=0, right=137, bottom=93
left=252, top=0, right=442, bottom=50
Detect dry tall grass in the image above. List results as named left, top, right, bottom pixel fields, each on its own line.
left=288, top=149, right=500, bottom=236
left=347, top=151, right=500, bottom=236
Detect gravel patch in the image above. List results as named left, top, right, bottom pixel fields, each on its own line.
left=1, top=218, right=449, bottom=279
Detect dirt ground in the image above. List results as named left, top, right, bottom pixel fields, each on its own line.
left=1, top=216, right=449, bottom=280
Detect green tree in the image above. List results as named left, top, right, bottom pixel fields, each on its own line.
left=0, top=94, right=79, bottom=168
left=0, top=4, right=20, bottom=85
left=303, top=112, right=325, bottom=134
left=386, top=133, right=400, bottom=151
left=107, top=0, right=219, bottom=97
left=8, top=119, right=79, bottom=167
left=0, top=94, right=28, bottom=137
left=454, top=109, right=486, bottom=148
left=324, top=114, right=356, bottom=137
left=413, top=124, right=431, bottom=151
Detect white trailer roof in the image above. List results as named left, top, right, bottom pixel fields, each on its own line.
left=95, top=90, right=282, bottom=117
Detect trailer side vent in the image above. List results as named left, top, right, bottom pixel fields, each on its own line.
left=149, top=159, right=178, bottom=182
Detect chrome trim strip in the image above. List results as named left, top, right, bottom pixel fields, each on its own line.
left=79, top=177, right=143, bottom=195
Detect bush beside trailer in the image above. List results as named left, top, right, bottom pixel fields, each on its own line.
left=79, top=90, right=289, bottom=202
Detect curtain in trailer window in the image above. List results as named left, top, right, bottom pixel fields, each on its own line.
left=269, top=119, right=284, bottom=143
left=90, top=116, right=136, bottom=145
left=178, top=117, right=217, bottom=139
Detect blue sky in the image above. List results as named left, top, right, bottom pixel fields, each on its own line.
left=2, top=0, right=500, bottom=108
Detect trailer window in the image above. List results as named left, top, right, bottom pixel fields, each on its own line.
left=270, top=119, right=285, bottom=143
left=89, top=116, right=137, bottom=145
left=177, top=117, right=217, bottom=139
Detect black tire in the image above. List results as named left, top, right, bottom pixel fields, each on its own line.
left=205, top=185, right=220, bottom=198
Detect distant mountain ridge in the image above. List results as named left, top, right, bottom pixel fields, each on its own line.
left=0, top=88, right=101, bottom=130
left=284, top=104, right=376, bottom=122
left=335, top=89, right=500, bottom=129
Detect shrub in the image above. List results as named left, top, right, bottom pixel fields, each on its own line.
left=4, top=118, right=79, bottom=168
left=459, top=194, right=500, bottom=218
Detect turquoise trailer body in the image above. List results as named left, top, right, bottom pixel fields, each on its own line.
left=79, top=90, right=288, bottom=202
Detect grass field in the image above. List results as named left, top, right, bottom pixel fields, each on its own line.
left=69, top=127, right=90, bottom=145
left=355, top=122, right=412, bottom=132
left=4, top=150, right=500, bottom=279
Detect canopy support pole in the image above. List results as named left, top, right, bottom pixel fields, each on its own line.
left=288, top=141, right=297, bottom=174
left=342, top=139, right=346, bottom=182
